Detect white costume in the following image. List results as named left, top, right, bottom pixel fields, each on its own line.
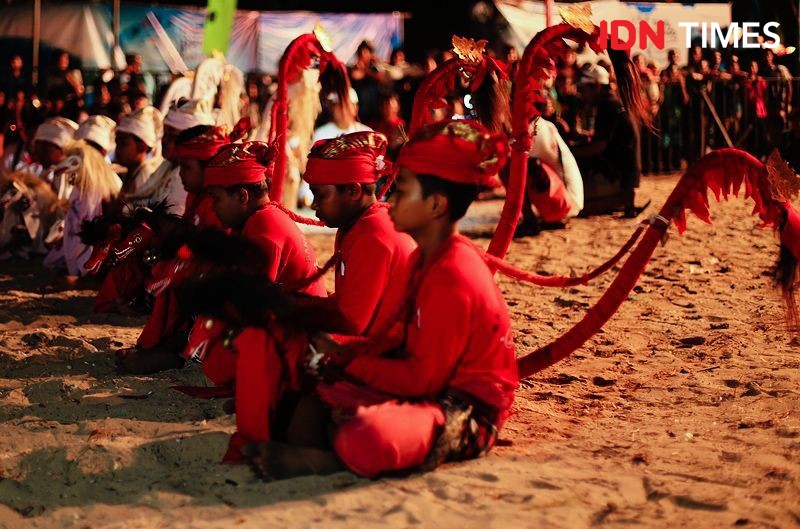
left=123, top=100, right=215, bottom=214
left=529, top=118, right=584, bottom=217
left=34, top=117, right=79, bottom=200
left=44, top=144, right=122, bottom=276
left=116, top=106, right=164, bottom=201
left=43, top=187, right=114, bottom=275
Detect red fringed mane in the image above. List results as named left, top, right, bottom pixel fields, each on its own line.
left=516, top=148, right=799, bottom=379
left=487, top=24, right=603, bottom=261
left=408, top=55, right=508, bottom=136
left=268, top=32, right=349, bottom=203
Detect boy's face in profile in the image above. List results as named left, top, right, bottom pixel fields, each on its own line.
left=208, top=186, right=249, bottom=229
left=388, top=167, right=435, bottom=235
left=309, top=184, right=352, bottom=229
left=178, top=158, right=204, bottom=194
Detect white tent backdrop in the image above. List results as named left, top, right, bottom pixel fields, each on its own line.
left=0, top=3, right=115, bottom=69
left=0, top=3, right=402, bottom=72
left=496, top=0, right=732, bottom=69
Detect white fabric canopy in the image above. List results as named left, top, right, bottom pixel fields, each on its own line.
left=0, top=3, right=402, bottom=73
left=495, top=0, right=732, bottom=69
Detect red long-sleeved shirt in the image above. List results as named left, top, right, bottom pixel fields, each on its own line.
left=345, top=234, right=518, bottom=417
left=331, top=203, right=415, bottom=335
left=239, top=202, right=326, bottom=296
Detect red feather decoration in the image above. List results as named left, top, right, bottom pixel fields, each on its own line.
left=487, top=23, right=603, bottom=261
left=268, top=33, right=348, bottom=207
left=517, top=148, right=797, bottom=379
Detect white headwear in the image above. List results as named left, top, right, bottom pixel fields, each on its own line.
left=33, top=117, right=78, bottom=150
left=116, top=106, right=164, bottom=148
left=164, top=98, right=216, bottom=131
left=579, top=65, right=610, bottom=86
left=325, top=87, right=359, bottom=105
left=75, top=115, right=116, bottom=152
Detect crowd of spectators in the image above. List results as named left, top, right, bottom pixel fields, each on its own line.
left=2, top=40, right=799, bottom=178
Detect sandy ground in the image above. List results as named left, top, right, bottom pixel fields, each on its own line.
left=0, top=174, right=798, bottom=529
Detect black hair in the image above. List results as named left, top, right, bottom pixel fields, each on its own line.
left=84, top=139, right=106, bottom=155
left=175, top=124, right=213, bottom=145
left=334, top=183, right=376, bottom=196
left=224, top=180, right=270, bottom=198
left=357, top=40, right=375, bottom=55
left=416, top=173, right=479, bottom=221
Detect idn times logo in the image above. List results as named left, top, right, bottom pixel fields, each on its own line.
left=599, top=21, right=783, bottom=51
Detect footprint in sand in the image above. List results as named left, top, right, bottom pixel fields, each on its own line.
left=672, top=495, right=727, bottom=511
left=528, top=479, right=562, bottom=491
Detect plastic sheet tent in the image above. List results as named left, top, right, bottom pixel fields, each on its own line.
left=495, top=0, right=731, bottom=69
left=0, top=3, right=403, bottom=72
left=0, top=4, right=115, bottom=69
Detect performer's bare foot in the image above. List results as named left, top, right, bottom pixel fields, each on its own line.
left=116, top=345, right=184, bottom=374
left=243, top=441, right=345, bottom=481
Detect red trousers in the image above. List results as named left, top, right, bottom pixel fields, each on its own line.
left=317, top=382, right=445, bottom=478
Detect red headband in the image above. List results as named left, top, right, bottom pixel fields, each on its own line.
left=204, top=141, right=277, bottom=188
left=175, top=127, right=230, bottom=162
left=397, top=119, right=508, bottom=188
left=174, top=118, right=252, bottom=163
left=304, top=131, right=390, bottom=185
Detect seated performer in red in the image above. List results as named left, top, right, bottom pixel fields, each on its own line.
left=93, top=105, right=214, bottom=314
left=117, top=124, right=230, bottom=373
left=228, top=131, right=415, bottom=456
left=281, top=130, right=416, bottom=334
left=245, top=119, right=519, bottom=479
left=175, top=125, right=229, bottom=230
left=203, top=141, right=326, bottom=295
left=179, top=141, right=327, bottom=388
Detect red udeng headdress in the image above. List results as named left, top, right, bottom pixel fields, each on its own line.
left=397, top=119, right=507, bottom=188
left=174, top=117, right=252, bottom=162
left=204, top=141, right=278, bottom=188
left=304, top=131, right=390, bottom=186
left=268, top=24, right=351, bottom=203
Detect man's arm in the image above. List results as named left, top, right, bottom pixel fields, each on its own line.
left=344, top=283, right=470, bottom=398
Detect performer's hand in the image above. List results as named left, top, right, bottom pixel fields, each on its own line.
left=309, top=331, right=352, bottom=367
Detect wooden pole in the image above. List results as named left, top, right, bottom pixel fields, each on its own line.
left=32, top=0, right=41, bottom=87
left=545, top=0, right=554, bottom=28
left=701, top=89, right=733, bottom=148
left=114, top=0, right=120, bottom=52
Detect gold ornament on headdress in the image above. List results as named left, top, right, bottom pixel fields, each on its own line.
left=766, top=149, right=800, bottom=202
left=559, top=3, right=595, bottom=35
left=452, top=36, right=488, bottom=63
left=189, top=125, right=229, bottom=145
left=313, top=22, right=333, bottom=53
left=312, top=132, right=386, bottom=159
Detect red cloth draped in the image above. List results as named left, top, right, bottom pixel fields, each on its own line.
left=782, top=203, right=800, bottom=259
left=204, top=142, right=277, bottom=188
left=304, top=131, right=389, bottom=185
left=136, top=260, right=183, bottom=349
left=528, top=162, right=573, bottom=223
